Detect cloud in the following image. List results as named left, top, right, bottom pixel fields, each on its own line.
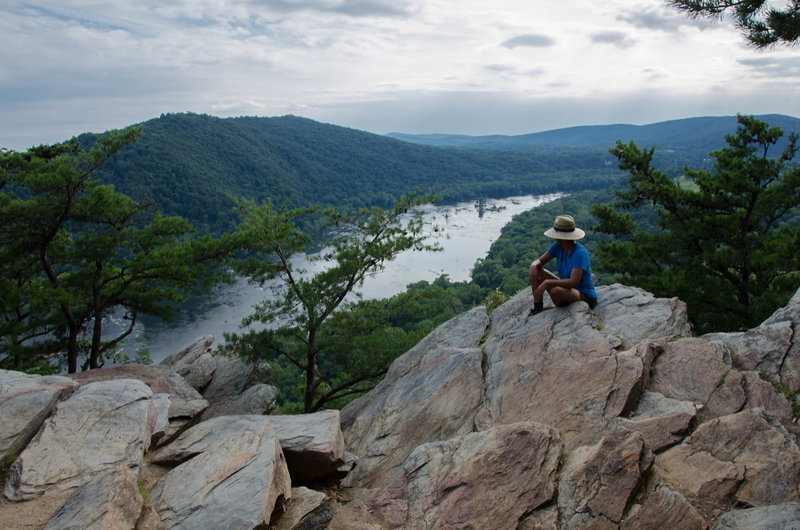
left=737, top=56, right=800, bottom=78
left=247, top=0, right=416, bottom=17
left=617, top=5, right=718, bottom=32
left=590, top=30, right=634, bottom=48
left=501, top=34, right=555, bottom=49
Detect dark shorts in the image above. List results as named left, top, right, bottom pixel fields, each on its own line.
left=580, top=292, right=598, bottom=309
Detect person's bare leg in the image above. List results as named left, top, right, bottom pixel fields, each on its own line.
left=529, top=266, right=558, bottom=303
left=549, top=286, right=581, bottom=307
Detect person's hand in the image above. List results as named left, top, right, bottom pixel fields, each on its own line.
left=534, top=280, right=548, bottom=298
left=529, top=261, right=542, bottom=284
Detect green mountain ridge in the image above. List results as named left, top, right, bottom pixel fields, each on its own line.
left=77, top=112, right=800, bottom=234
left=84, top=113, right=619, bottom=233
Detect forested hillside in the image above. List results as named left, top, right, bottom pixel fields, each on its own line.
left=83, top=113, right=620, bottom=233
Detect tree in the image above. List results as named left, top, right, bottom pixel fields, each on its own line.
left=229, top=191, right=440, bottom=412
left=592, top=114, right=800, bottom=333
left=0, top=131, right=240, bottom=373
left=667, top=0, right=800, bottom=47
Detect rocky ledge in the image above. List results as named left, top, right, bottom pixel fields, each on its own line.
left=2, top=283, right=800, bottom=529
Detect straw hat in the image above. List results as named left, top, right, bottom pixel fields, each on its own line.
left=543, top=215, right=585, bottom=240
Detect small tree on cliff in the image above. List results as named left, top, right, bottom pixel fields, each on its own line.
left=592, top=114, right=800, bottom=334
left=0, top=131, right=240, bottom=373
left=229, top=191, right=440, bottom=413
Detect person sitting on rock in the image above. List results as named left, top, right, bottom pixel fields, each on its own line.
left=528, top=214, right=597, bottom=316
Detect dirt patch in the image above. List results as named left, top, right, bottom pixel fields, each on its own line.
left=0, top=492, right=70, bottom=530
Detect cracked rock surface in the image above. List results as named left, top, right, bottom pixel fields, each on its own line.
left=338, top=284, right=800, bottom=528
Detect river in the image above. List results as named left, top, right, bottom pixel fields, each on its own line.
left=114, top=193, right=561, bottom=364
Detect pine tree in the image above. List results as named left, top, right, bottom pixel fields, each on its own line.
left=592, top=114, right=800, bottom=333
left=668, top=0, right=800, bottom=47
left=228, top=190, right=440, bottom=412
left=0, top=131, right=239, bottom=372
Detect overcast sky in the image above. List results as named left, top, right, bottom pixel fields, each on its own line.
left=3, top=0, right=800, bottom=151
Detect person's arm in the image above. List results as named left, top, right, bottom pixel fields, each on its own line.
left=531, top=252, right=553, bottom=269
left=535, top=267, right=583, bottom=294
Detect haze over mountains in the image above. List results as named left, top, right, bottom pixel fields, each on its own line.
left=82, top=112, right=800, bottom=233
left=388, top=114, right=800, bottom=151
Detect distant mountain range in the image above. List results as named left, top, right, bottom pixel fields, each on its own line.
left=388, top=114, right=800, bottom=151
left=80, top=113, right=799, bottom=234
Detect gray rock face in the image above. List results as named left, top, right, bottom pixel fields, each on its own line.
left=705, top=286, right=800, bottom=393
left=622, top=487, right=706, bottom=530
left=649, top=337, right=731, bottom=404
left=0, top=370, right=79, bottom=464
left=341, top=307, right=489, bottom=488
left=6, top=283, right=800, bottom=529
left=150, top=415, right=292, bottom=529
left=274, top=487, right=334, bottom=530
left=713, top=502, right=800, bottom=529
left=4, top=379, right=156, bottom=501
left=558, top=427, right=653, bottom=526
left=615, top=391, right=698, bottom=452
left=367, top=422, right=563, bottom=529
left=664, top=408, right=800, bottom=506
left=200, top=354, right=257, bottom=404
left=160, top=335, right=215, bottom=372
left=201, top=382, right=280, bottom=420
left=44, top=464, right=143, bottom=530
left=336, top=284, right=800, bottom=528
left=69, top=364, right=208, bottom=422
left=266, top=409, right=347, bottom=482
left=592, top=283, right=691, bottom=347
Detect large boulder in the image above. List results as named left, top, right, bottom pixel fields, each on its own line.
left=649, top=337, right=732, bottom=405
left=150, top=414, right=292, bottom=529
left=0, top=370, right=79, bottom=464
left=713, top=502, right=800, bottom=529
left=366, top=422, right=563, bottom=529
left=266, top=409, right=348, bottom=482
left=479, top=291, right=657, bottom=450
left=4, top=379, right=156, bottom=501
left=160, top=336, right=224, bottom=393
left=656, top=408, right=800, bottom=514
left=558, top=427, right=653, bottom=527
left=705, top=287, right=800, bottom=393
left=201, top=383, right=280, bottom=420
left=341, top=307, right=489, bottom=489
left=614, top=391, right=698, bottom=452
left=44, top=464, right=143, bottom=530
left=69, top=364, right=208, bottom=422
left=273, top=487, right=335, bottom=530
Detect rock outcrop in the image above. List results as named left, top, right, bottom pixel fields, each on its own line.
left=336, top=283, right=800, bottom=528
left=0, top=344, right=336, bottom=529
left=2, top=283, right=800, bottom=529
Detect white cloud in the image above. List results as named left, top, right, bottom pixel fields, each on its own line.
left=501, top=34, right=556, bottom=48
left=590, top=30, right=635, bottom=48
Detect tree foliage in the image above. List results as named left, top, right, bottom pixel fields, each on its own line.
left=668, top=0, right=800, bottom=47
left=592, top=114, right=800, bottom=333
left=228, top=190, right=442, bottom=412
left=0, top=131, right=240, bottom=373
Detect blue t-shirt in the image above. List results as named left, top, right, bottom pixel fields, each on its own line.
left=547, top=241, right=597, bottom=298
